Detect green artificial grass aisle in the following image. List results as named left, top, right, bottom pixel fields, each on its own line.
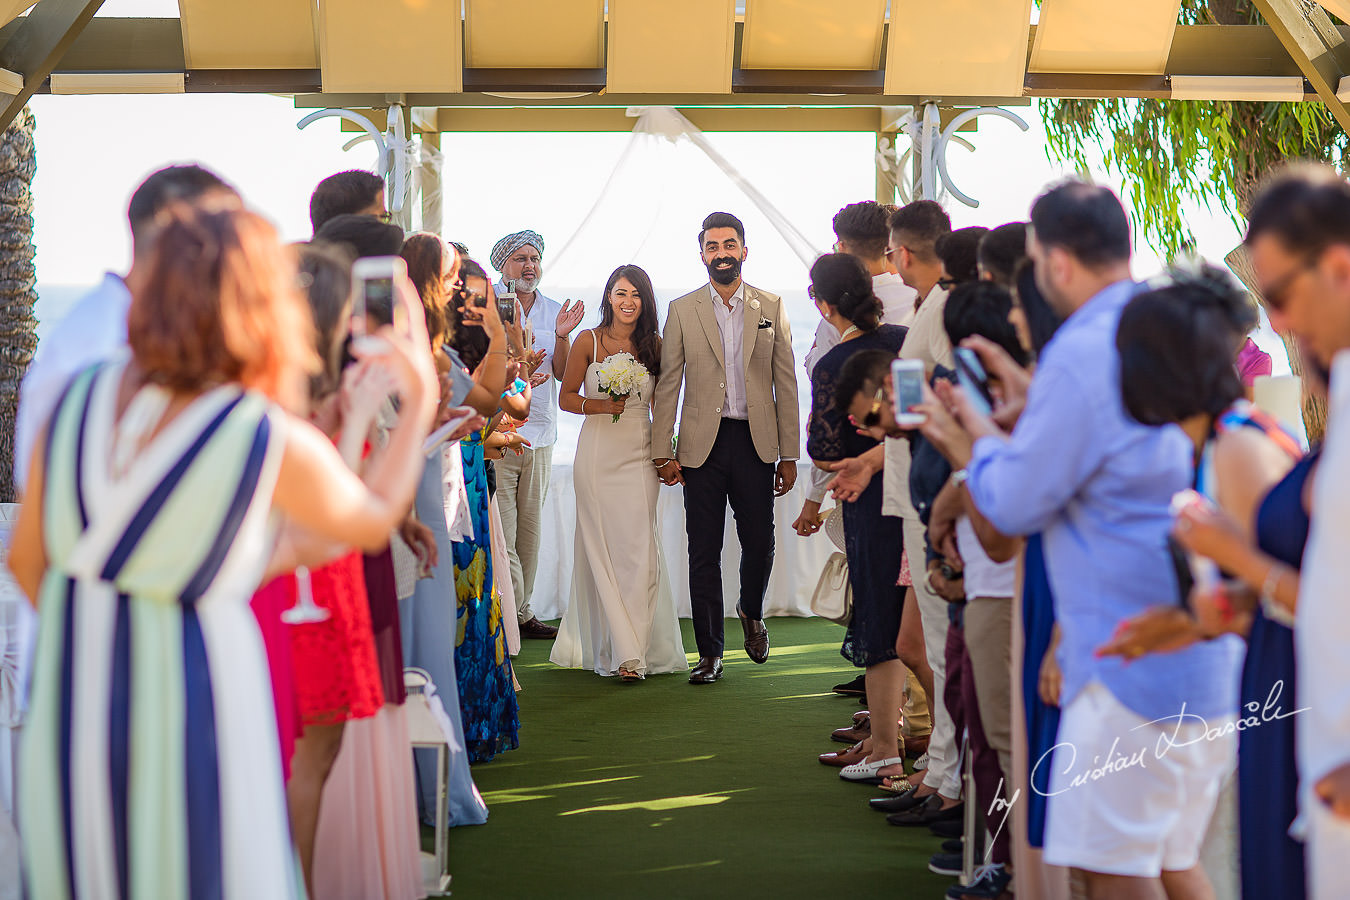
left=446, top=617, right=956, bottom=898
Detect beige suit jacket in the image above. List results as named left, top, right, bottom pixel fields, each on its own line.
left=652, top=282, right=800, bottom=468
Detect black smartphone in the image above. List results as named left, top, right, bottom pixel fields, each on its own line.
left=953, top=346, right=995, bottom=418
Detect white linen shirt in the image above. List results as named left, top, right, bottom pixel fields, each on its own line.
left=709, top=281, right=749, bottom=420
left=883, top=284, right=951, bottom=518
left=15, top=273, right=132, bottom=491
left=1298, top=349, right=1350, bottom=792
left=496, top=283, right=562, bottom=448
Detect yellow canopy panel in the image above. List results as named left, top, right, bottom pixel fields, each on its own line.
left=884, top=0, right=1034, bottom=97
left=740, top=0, right=886, bottom=71
left=178, top=0, right=317, bottom=70
left=0, top=1, right=35, bottom=28
left=1030, top=0, right=1183, bottom=75
left=318, top=0, right=462, bottom=94
left=464, top=0, right=604, bottom=69
left=606, top=0, right=735, bottom=93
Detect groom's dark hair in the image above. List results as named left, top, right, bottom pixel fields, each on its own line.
left=699, top=211, right=745, bottom=245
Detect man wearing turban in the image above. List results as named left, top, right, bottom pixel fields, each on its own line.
left=491, top=230, right=585, bottom=639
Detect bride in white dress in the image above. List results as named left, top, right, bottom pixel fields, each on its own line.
left=550, top=265, right=687, bottom=680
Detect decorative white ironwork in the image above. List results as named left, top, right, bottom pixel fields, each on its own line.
left=877, top=102, right=1029, bottom=208
left=296, top=104, right=417, bottom=214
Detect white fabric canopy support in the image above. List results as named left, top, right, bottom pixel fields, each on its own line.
left=531, top=464, right=836, bottom=624
left=546, top=106, right=826, bottom=277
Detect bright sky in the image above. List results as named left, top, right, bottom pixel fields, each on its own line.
left=30, top=93, right=1246, bottom=286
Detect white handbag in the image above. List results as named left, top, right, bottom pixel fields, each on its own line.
left=810, top=506, right=852, bottom=625
left=811, top=552, right=853, bottom=625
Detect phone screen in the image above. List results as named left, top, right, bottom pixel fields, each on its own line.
left=954, top=347, right=994, bottom=419
left=891, top=362, right=925, bottom=421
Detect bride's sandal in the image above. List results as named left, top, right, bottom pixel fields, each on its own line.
left=618, top=667, right=643, bottom=683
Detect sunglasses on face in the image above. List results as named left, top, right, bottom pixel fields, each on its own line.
left=1261, top=256, right=1319, bottom=312
left=860, top=387, right=887, bottom=428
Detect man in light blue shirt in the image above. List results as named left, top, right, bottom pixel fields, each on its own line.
left=941, top=183, right=1241, bottom=897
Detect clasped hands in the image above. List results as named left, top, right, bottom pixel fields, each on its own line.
left=652, top=457, right=797, bottom=497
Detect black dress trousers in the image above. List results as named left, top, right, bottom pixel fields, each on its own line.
left=680, top=418, right=775, bottom=658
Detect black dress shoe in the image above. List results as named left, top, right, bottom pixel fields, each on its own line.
left=832, top=674, right=866, bottom=696
left=519, top=617, right=559, bottom=639
left=737, top=604, right=769, bottom=664
left=887, top=796, right=964, bottom=827
left=689, top=657, right=723, bottom=684
left=869, top=788, right=931, bottom=813
left=930, top=820, right=963, bottom=839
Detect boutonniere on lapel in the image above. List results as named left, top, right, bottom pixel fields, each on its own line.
left=749, top=298, right=772, bottom=329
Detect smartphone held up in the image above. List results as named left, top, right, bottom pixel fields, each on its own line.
left=351, top=256, right=409, bottom=352
left=890, top=358, right=926, bottom=426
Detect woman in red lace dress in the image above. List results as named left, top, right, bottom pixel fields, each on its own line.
left=278, top=243, right=389, bottom=897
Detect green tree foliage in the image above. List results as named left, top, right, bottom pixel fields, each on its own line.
left=1041, top=0, right=1348, bottom=257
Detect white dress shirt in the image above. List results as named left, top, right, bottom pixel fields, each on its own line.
left=15, top=273, right=132, bottom=492
left=709, top=281, right=749, bottom=420
left=883, top=284, right=952, bottom=518
left=496, top=283, right=563, bottom=449
left=1299, top=349, right=1350, bottom=792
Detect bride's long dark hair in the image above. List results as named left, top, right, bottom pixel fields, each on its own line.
left=598, top=264, right=662, bottom=377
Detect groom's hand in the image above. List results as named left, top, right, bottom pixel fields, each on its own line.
left=774, top=460, right=797, bottom=497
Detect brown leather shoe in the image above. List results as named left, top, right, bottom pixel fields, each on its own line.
left=904, top=734, right=930, bottom=759
left=832, top=717, right=871, bottom=744
left=519, top=617, right=559, bottom=639
left=689, top=657, right=723, bottom=684
left=819, top=741, right=868, bottom=767
left=736, top=604, right=769, bottom=664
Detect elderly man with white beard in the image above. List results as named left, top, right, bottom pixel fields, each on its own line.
left=490, top=230, right=585, bottom=639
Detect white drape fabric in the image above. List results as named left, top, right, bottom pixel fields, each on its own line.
left=547, top=107, right=825, bottom=279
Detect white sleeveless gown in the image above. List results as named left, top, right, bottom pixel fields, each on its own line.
left=550, top=339, right=687, bottom=677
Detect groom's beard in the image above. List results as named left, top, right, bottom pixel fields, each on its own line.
left=706, top=256, right=742, bottom=285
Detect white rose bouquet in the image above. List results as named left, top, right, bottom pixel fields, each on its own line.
left=594, top=352, right=648, bottom=422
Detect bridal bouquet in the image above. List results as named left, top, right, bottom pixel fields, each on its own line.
left=595, top=352, right=648, bottom=422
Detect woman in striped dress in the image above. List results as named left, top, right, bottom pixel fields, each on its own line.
left=6, top=206, right=439, bottom=900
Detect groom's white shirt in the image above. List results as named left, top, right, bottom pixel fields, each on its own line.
left=708, top=282, right=749, bottom=420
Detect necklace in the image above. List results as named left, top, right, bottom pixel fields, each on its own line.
left=840, top=325, right=860, bottom=341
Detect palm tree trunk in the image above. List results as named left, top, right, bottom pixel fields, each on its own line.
left=0, top=106, right=37, bottom=502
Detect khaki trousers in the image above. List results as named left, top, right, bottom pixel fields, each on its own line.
left=965, top=595, right=1014, bottom=788
left=903, top=516, right=961, bottom=797
left=495, top=444, right=553, bottom=624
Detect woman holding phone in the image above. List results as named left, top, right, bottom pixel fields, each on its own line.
left=9, top=206, right=439, bottom=900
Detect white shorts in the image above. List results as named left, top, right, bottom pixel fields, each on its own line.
left=1307, top=794, right=1350, bottom=899
left=1041, top=680, right=1236, bottom=877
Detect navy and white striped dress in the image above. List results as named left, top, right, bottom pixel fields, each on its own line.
left=20, top=362, right=300, bottom=900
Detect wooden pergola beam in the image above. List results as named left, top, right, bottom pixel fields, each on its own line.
left=0, top=0, right=105, bottom=130
left=1250, top=0, right=1350, bottom=133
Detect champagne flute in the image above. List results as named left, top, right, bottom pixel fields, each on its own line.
left=280, top=566, right=330, bottom=624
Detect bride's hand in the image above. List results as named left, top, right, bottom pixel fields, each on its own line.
left=595, top=396, right=626, bottom=416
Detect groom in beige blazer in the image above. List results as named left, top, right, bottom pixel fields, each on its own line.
left=652, top=211, right=800, bottom=684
